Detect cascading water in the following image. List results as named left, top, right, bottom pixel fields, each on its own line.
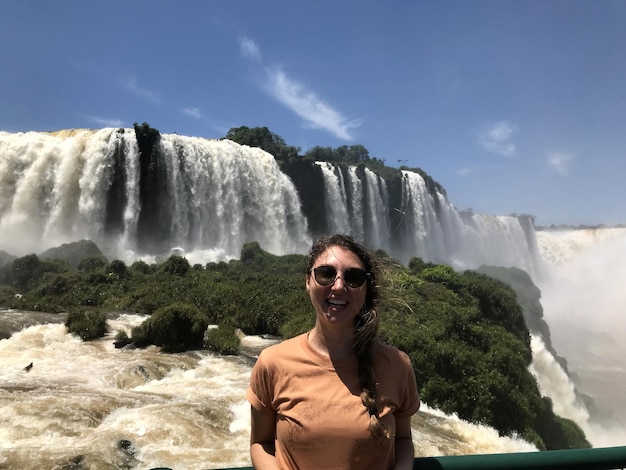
left=0, top=129, right=541, bottom=274
left=534, top=228, right=626, bottom=447
left=346, top=166, right=364, bottom=241
left=313, top=163, right=541, bottom=273
left=314, top=161, right=351, bottom=235
left=0, top=130, right=311, bottom=264
left=362, top=167, right=390, bottom=252
left=398, top=170, right=448, bottom=263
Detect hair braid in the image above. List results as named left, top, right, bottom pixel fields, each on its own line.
left=354, top=308, right=391, bottom=439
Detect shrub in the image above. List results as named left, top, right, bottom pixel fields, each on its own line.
left=78, top=256, right=108, bottom=273
left=131, top=302, right=209, bottom=353
left=130, top=260, right=153, bottom=275
left=204, top=325, right=241, bottom=355
left=535, top=397, right=591, bottom=450
left=107, top=259, right=128, bottom=277
left=65, top=309, right=108, bottom=341
left=160, top=256, right=190, bottom=276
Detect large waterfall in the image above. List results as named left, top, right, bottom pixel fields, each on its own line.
left=0, top=129, right=311, bottom=264
left=0, top=128, right=540, bottom=275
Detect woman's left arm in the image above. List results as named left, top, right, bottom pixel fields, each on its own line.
left=394, top=414, right=415, bottom=470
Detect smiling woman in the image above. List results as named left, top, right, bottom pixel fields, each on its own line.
left=246, top=234, right=420, bottom=470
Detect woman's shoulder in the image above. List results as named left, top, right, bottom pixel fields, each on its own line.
left=374, top=340, right=412, bottom=366
left=258, top=333, right=307, bottom=360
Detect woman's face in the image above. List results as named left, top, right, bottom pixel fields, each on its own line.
left=306, top=245, right=368, bottom=331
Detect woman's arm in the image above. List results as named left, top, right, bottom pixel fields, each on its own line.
left=250, top=405, right=280, bottom=469
left=393, top=414, right=415, bottom=470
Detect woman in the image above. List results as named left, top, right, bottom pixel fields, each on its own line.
left=246, top=234, right=420, bottom=469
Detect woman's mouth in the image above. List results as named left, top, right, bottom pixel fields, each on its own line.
left=327, top=298, right=348, bottom=309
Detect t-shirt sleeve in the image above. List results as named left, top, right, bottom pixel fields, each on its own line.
left=246, top=350, right=278, bottom=416
left=395, top=350, right=421, bottom=417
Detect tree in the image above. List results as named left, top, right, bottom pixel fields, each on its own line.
left=224, top=126, right=300, bottom=162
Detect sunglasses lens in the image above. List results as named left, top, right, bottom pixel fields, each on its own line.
left=313, top=266, right=337, bottom=286
left=312, top=266, right=368, bottom=288
left=345, top=268, right=367, bottom=288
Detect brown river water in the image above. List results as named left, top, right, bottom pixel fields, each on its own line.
left=0, top=311, right=537, bottom=470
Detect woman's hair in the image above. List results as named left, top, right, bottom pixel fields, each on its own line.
left=306, top=234, right=390, bottom=438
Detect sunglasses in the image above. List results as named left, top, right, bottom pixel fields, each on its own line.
left=310, top=265, right=369, bottom=289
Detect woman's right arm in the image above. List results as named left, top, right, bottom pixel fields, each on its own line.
left=250, top=405, right=280, bottom=469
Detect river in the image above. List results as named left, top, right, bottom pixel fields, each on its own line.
left=0, top=311, right=535, bottom=470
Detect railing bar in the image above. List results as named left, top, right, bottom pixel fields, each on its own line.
left=178, top=445, right=626, bottom=470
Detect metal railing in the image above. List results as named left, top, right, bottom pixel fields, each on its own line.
left=197, top=445, right=626, bottom=470
left=411, top=445, right=626, bottom=469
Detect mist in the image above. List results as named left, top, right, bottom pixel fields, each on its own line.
left=536, top=229, right=626, bottom=446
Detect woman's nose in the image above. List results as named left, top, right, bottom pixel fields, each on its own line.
left=330, top=274, right=347, bottom=290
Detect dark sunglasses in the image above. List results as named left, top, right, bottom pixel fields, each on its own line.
left=310, top=265, right=369, bottom=289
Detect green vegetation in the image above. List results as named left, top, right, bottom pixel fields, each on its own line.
left=224, top=125, right=447, bottom=197
left=131, top=302, right=209, bottom=353
left=224, top=126, right=300, bottom=163
left=0, top=239, right=591, bottom=450
left=204, top=324, right=241, bottom=355
left=65, top=308, right=108, bottom=341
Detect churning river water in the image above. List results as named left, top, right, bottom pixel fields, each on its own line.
left=0, top=311, right=537, bottom=470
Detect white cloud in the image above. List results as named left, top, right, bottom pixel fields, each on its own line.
left=119, top=75, right=161, bottom=105
left=264, top=67, right=360, bottom=140
left=479, top=121, right=518, bottom=157
left=457, top=167, right=473, bottom=176
left=240, top=36, right=261, bottom=61
left=87, top=116, right=124, bottom=127
left=239, top=37, right=359, bottom=140
left=182, top=107, right=203, bottom=119
left=548, top=152, right=574, bottom=175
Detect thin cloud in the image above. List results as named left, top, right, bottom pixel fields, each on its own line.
left=87, top=116, right=124, bottom=127
left=457, top=167, right=473, bottom=176
left=240, top=36, right=261, bottom=61
left=182, top=107, right=203, bottom=119
left=239, top=37, right=359, bottom=140
left=548, top=152, right=574, bottom=175
left=119, top=75, right=161, bottom=105
left=265, top=67, right=360, bottom=140
left=479, top=121, right=518, bottom=157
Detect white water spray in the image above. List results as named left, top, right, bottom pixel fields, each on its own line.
left=535, top=228, right=626, bottom=447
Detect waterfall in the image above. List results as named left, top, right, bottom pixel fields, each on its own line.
left=0, top=129, right=541, bottom=274
left=533, top=228, right=626, bottom=446
left=346, top=166, right=364, bottom=241
left=0, top=129, right=311, bottom=263
left=363, top=167, right=390, bottom=252
left=314, top=161, right=351, bottom=235
left=0, top=129, right=131, bottom=256
left=398, top=170, right=448, bottom=263
left=528, top=334, right=590, bottom=427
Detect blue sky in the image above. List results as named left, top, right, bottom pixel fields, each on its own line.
left=1, top=0, right=624, bottom=227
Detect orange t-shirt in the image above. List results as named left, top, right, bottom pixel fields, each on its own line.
left=246, top=332, right=420, bottom=469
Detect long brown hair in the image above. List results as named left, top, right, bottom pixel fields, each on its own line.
left=306, top=234, right=390, bottom=438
